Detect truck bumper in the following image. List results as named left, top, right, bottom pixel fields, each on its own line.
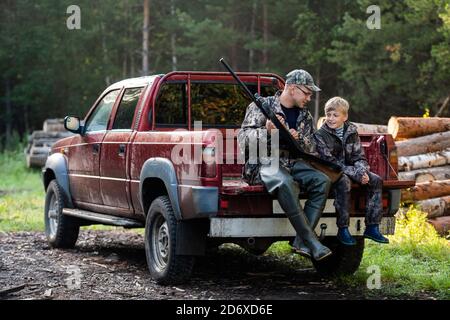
left=209, top=216, right=396, bottom=238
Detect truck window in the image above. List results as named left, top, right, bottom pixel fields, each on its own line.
left=155, top=83, right=187, bottom=127
left=112, top=87, right=144, bottom=130
left=191, top=83, right=277, bottom=127
left=85, top=90, right=120, bottom=132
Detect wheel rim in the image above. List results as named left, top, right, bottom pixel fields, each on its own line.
left=47, top=193, right=59, bottom=237
left=151, top=214, right=170, bottom=272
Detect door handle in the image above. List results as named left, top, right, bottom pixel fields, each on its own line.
left=118, top=144, right=126, bottom=156
left=92, top=143, right=100, bottom=154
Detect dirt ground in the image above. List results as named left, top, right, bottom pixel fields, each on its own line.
left=0, top=230, right=434, bottom=300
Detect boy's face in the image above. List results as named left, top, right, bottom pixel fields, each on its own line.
left=325, top=109, right=348, bottom=129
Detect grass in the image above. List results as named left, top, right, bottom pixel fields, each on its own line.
left=1, top=148, right=449, bottom=298
left=0, top=147, right=115, bottom=232
left=341, top=208, right=450, bottom=299
left=0, top=148, right=44, bottom=232
left=267, top=208, right=450, bottom=299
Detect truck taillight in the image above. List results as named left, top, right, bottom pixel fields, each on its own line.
left=201, top=146, right=216, bottom=178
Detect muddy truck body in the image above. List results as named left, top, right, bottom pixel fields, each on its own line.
left=42, top=72, right=414, bottom=284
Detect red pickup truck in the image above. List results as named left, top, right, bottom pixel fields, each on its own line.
left=42, top=71, right=414, bottom=284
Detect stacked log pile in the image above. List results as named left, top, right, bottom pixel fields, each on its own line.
left=390, top=117, right=450, bottom=236
left=316, top=117, right=388, bottom=134
left=25, top=119, right=73, bottom=168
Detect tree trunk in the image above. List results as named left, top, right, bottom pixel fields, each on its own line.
left=317, top=117, right=387, bottom=134
left=262, top=2, right=268, bottom=68
left=398, top=149, right=450, bottom=172
left=398, top=165, right=450, bottom=182
left=401, top=180, right=450, bottom=203
left=23, top=105, right=29, bottom=135
left=248, top=0, right=257, bottom=71
left=435, top=95, right=449, bottom=117
left=314, top=67, right=320, bottom=126
left=427, top=216, right=450, bottom=236
left=142, top=0, right=150, bottom=75
left=387, top=116, right=450, bottom=140
left=5, top=77, right=12, bottom=147
left=395, top=131, right=450, bottom=157
left=170, top=0, right=177, bottom=71
left=100, top=22, right=110, bottom=86
left=416, top=196, right=450, bottom=219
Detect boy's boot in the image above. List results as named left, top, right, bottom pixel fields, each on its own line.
left=364, top=224, right=389, bottom=243
left=337, top=227, right=356, bottom=246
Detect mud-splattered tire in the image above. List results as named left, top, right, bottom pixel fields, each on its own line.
left=44, top=180, right=79, bottom=248
left=145, top=196, right=195, bottom=285
left=312, top=236, right=364, bottom=276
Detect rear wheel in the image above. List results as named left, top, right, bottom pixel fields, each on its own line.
left=312, top=236, right=364, bottom=276
left=145, top=196, right=195, bottom=285
left=44, top=180, right=79, bottom=248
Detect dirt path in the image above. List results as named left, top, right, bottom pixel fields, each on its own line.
left=0, top=230, right=424, bottom=300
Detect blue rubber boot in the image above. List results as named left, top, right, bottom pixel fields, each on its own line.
left=364, top=224, right=389, bottom=244
left=337, top=227, right=356, bottom=246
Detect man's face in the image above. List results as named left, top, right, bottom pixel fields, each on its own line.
left=290, top=85, right=313, bottom=107
left=325, top=109, right=348, bottom=129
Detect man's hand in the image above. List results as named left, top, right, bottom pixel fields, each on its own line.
left=266, top=115, right=287, bottom=132
left=361, top=172, right=370, bottom=185
left=289, top=128, right=299, bottom=140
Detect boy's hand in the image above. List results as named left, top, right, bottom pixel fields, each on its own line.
left=361, top=172, right=370, bottom=185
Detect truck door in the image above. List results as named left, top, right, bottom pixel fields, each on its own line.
left=68, top=89, right=120, bottom=207
left=100, top=87, right=144, bottom=215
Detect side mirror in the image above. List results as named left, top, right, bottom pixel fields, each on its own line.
left=64, top=116, right=83, bottom=134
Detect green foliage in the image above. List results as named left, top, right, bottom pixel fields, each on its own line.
left=0, top=147, right=120, bottom=232
left=1, top=0, right=450, bottom=145
left=268, top=207, right=449, bottom=298
left=345, top=207, right=450, bottom=298
left=0, top=147, right=44, bottom=231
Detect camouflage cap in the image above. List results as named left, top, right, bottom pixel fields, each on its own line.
left=285, top=69, right=321, bottom=92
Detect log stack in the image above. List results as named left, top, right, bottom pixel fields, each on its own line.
left=391, top=117, right=450, bottom=236
left=25, top=119, right=73, bottom=168
left=317, top=117, right=388, bottom=134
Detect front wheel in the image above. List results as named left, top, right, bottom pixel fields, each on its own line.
left=144, top=196, right=195, bottom=285
left=312, top=236, right=364, bottom=276
left=44, top=180, right=79, bottom=248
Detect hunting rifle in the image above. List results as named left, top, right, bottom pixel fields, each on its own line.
left=219, top=58, right=342, bottom=183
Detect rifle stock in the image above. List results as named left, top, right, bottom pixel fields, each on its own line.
left=219, top=58, right=342, bottom=183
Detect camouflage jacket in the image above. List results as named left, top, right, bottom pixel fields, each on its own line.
left=314, top=121, right=369, bottom=182
left=237, top=91, right=317, bottom=185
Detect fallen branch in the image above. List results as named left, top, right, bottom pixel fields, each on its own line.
left=0, top=284, right=27, bottom=296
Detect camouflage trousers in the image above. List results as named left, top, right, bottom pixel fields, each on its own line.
left=259, top=160, right=331, bottom=225
left=332, top=171, right=383, bottom=228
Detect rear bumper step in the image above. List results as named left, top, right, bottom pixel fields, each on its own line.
left=209, top=216, right=395, bottom=238
left=62, top=208, right=144, bottom=228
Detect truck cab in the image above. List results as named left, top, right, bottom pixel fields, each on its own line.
left=42, top=72, right=415, bottom=284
